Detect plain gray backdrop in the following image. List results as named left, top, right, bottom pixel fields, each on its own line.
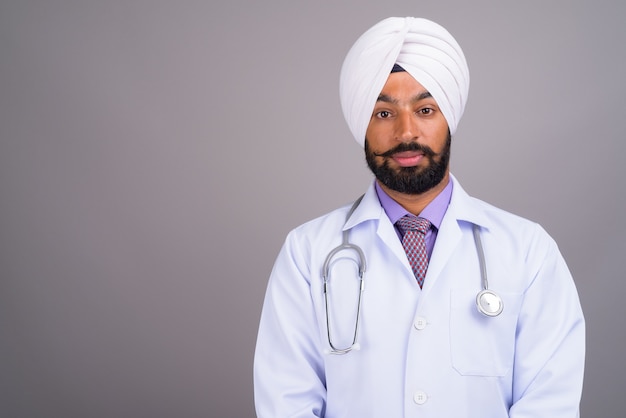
left=1, top=0, right=624, bottom=416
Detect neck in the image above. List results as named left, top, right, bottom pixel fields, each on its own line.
left=378, top=172, right=450, bottom=216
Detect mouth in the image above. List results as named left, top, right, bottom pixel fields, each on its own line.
left=391, top=150, right=424, bottom=167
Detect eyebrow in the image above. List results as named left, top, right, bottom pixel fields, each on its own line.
left=376, top=91, right=433, bottom=104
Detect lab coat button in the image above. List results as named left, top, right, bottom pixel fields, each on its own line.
left=414, top=317, right=427, bottom=330
left=413, top=390, right=428, bottom=405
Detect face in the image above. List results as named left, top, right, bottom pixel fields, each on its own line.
left=365, top=71, right=451, bottom=195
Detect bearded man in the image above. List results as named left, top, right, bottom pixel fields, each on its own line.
left=254, top=17, right=585, bottom=418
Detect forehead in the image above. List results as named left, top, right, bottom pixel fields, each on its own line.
left=377, top=71, right=435, bottom=104
left=380, top=71, right=428, bottom=95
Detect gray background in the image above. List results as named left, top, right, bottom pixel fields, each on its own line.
left=1, top=0, right=624, bottom=416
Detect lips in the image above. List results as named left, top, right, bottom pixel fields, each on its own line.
left=391, top=151, right=424, bottom=167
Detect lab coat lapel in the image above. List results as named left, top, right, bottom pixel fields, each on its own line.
left=421, top=212, right=462, bottom=293
left=343, top=183, right=414, bottom=280
left=421, top=175, right=490, bottom=293
left=376, top=211, right=412, bottom=274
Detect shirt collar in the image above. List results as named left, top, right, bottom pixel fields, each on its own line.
left=374, top=179, right=453, bottom=230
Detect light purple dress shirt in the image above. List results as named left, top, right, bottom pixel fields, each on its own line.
left=374, top=179, right=453, bottom=259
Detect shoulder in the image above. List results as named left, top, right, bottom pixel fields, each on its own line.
left=471, top=196, right=539, bottom=231
left=450, top=176, right=558, bottom=255
left=451, top=180, right=572, bottom=294
left=287, top=183, right=379, bottom=244
left=287, top=200, right=356, bottom=245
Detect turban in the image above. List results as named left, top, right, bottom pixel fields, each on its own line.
left=340, top=17, right=470, bottom=147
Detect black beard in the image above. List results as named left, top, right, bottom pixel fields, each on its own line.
left=364, top=133, right=451, bottom=195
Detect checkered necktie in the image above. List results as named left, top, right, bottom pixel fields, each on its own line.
left=396, top=215, right=431, bottom=288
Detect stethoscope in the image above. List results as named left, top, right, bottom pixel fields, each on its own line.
left=322, top=196, right=504, bottom=355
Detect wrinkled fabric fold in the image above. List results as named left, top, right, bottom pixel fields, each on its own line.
left=340, top=17, right=470, bottom=147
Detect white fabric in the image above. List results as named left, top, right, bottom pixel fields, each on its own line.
left=254, top=175, right=585, bottom=417
left=340, top=17, right=470, bottom=146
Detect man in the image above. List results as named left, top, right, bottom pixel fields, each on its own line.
left=254, top=17, right=585, bottom=417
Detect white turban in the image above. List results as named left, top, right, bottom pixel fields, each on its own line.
left=340, top=17, right=470, bottom=147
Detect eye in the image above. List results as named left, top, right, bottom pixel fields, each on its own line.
left=418, top=107, right=434, bottom=115
left=376, top=110, right=391, bottom=119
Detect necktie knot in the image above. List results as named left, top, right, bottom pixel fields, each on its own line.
left=396, top=216, right=431, bottom=235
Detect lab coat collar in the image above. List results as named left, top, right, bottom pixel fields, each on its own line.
left=342, top=173, right=491, bottom=232
left=341, top=181, right=383, bottom=232
left=447, top=174, right=492, bottom=230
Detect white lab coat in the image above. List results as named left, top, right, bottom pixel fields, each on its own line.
left=254, top=175, right=585, bottom=417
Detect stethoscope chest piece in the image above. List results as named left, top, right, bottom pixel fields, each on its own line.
left=476, top=289, right=503, bottom=317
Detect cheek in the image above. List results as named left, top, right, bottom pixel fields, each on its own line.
left=428, top=118, right=450, bottom=148
left=365, top=125, right=392, bottom=150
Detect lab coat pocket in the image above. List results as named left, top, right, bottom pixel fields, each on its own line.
left=449, top=289, right=522, bottom=377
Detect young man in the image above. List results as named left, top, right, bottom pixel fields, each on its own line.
left=254, top=17, right=585, bottom=417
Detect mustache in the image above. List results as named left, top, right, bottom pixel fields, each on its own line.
left=373, top=142, right=437, bottom=158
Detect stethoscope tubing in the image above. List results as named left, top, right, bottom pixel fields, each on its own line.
left=322, top=195, right=503, bottom=354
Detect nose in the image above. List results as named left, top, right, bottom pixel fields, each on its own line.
left=395, top=111, right=419, bottom=142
